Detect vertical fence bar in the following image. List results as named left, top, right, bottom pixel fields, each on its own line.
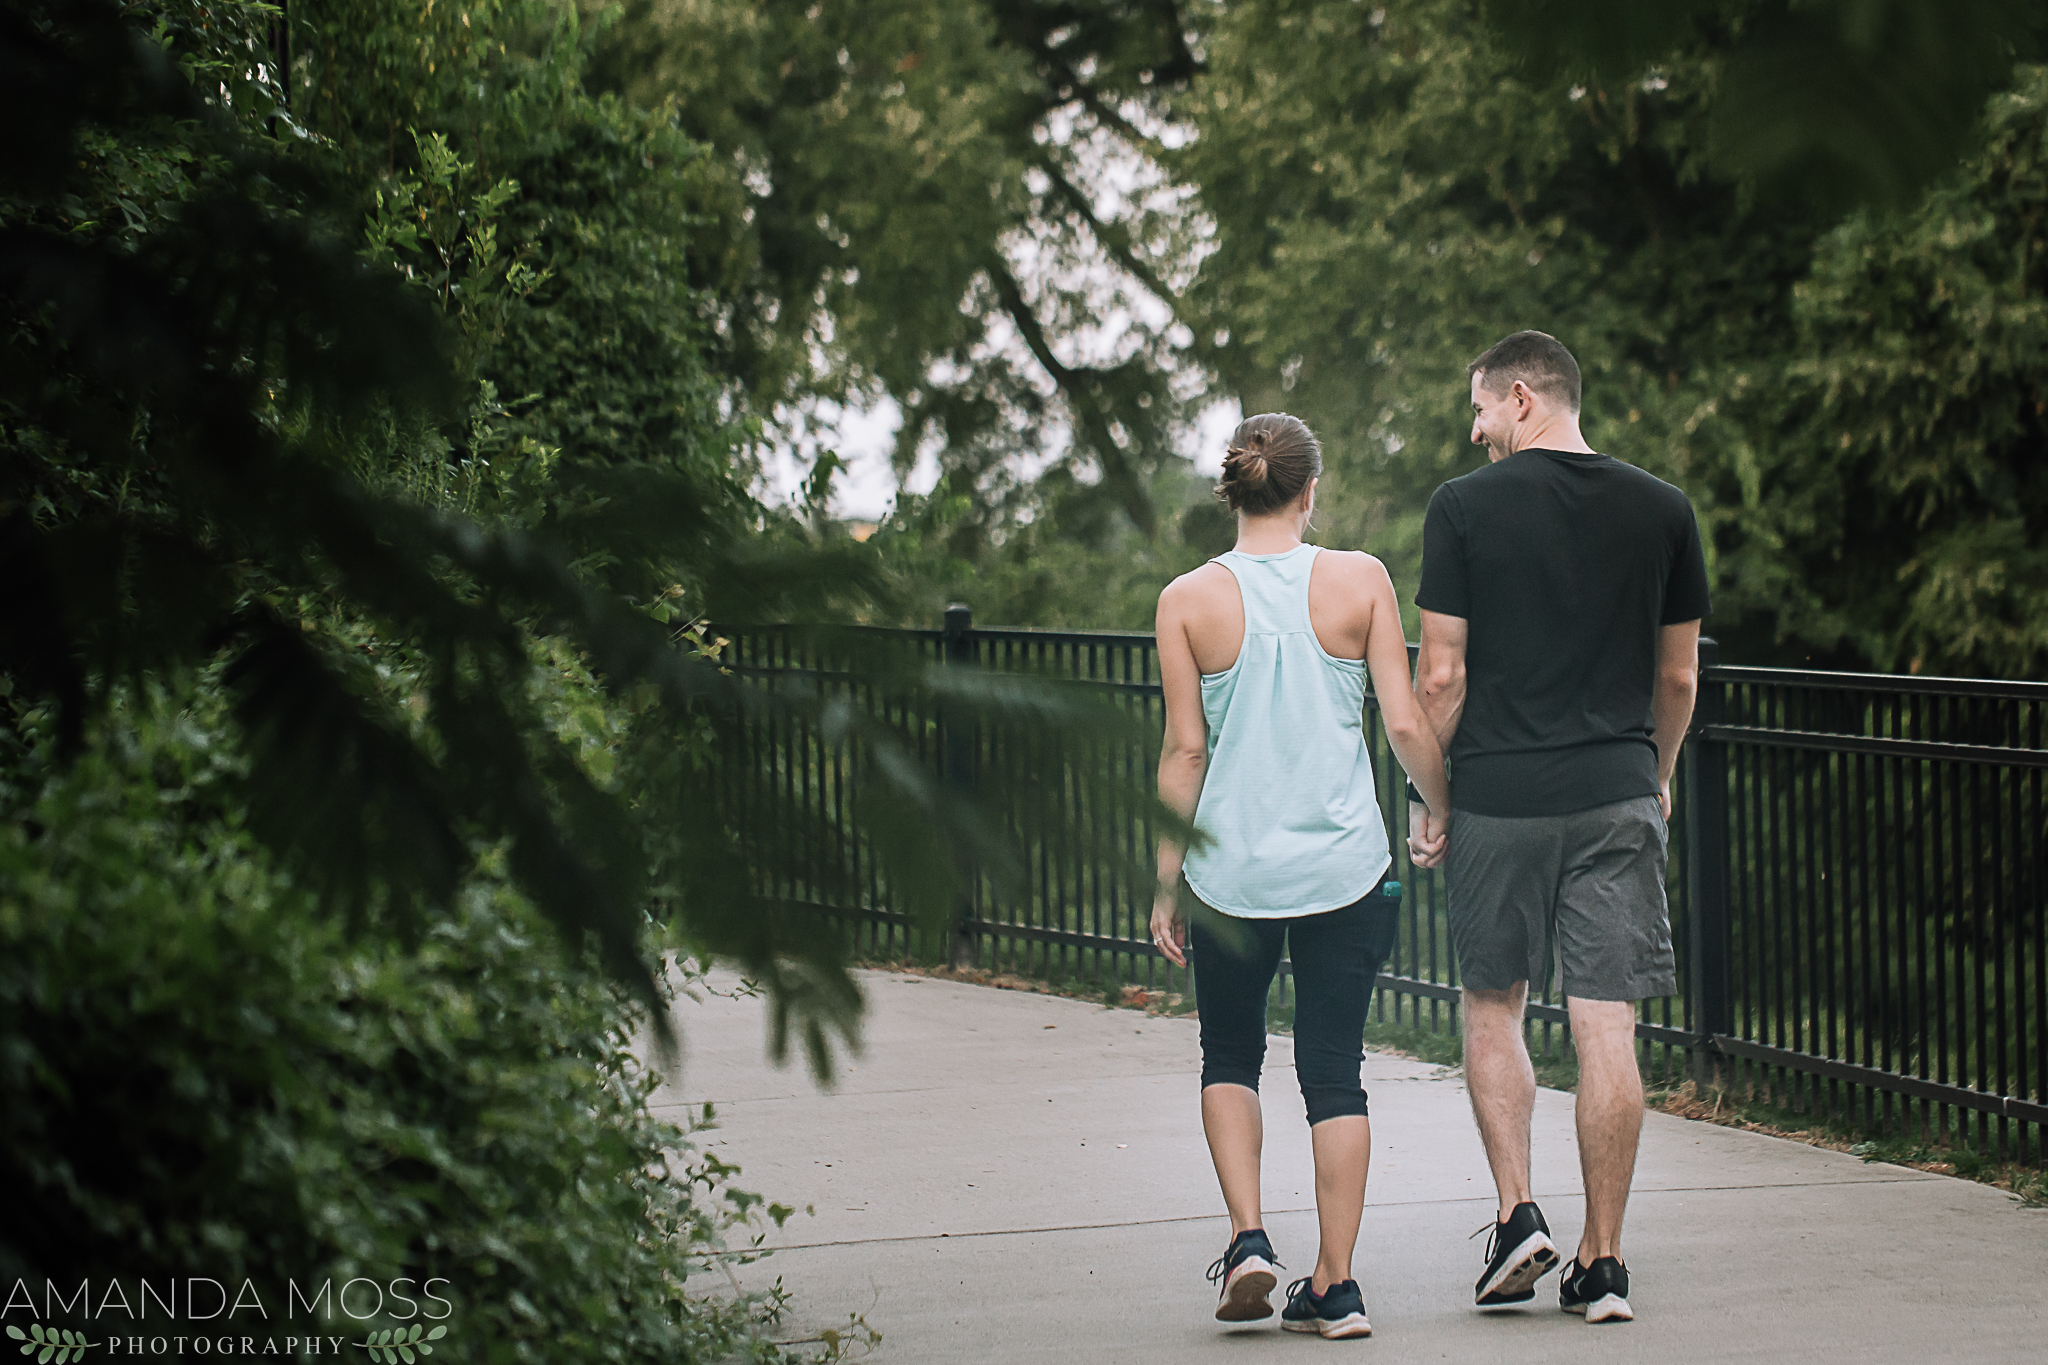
left=1688, top=637, right=1733, bottom=1088
left=942, top=604, right=975, bottom=967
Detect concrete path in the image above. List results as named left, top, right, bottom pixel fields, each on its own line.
left=651, top=969, right=2046, bottom=1363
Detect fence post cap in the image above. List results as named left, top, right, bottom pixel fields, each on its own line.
left=943, top=604, right=973, bottom=634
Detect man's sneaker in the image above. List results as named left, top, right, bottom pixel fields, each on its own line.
left=1559, top=1256, right=1633, bottom=1323
left=1206, top=1229, right=1281, bottom=1322
left=1281, top=1277, right=1372, bottom=1339
left=1471, top=1201, right=1559, bottom=1305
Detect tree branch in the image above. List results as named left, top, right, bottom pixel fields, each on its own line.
left=985, top=257, right=1156, bottom=534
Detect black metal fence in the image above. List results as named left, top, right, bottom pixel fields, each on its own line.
left=722, top=610, right=2046, bottom=1164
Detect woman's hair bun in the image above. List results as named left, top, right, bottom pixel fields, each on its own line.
left=1221, top=434, right=1270, bottom=487
left=1214, top=414, right=1322, bottom=516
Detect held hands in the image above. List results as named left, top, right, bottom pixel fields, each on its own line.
left=1149, top=888, right=1189, bottom=967
left=1407, top=800, right=1449, bottom=869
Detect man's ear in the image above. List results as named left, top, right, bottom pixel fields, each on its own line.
left=1511, top=380, right=1535, bottom=416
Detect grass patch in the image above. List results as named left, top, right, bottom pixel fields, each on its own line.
left=1346, top=1015, right=1581, bottom=1090
left=1356, top=1017, right=1461, bottom=1069
left=1650, top=1080, right=2048, bottom=1205
left=855, top=955, right=1197, bottom=1016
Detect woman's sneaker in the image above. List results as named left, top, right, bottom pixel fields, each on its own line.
left=1472, top=1201, right=1559, bottom=1305
left=1559, top=1256, right=1633, bottom=1323
left=1206, top=1229, right=1281, bottom=1321
left=1281, top=1277, right=1373, bottom=1338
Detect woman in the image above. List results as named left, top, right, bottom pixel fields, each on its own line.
left=1151, top=412, right=1450, bottom=1339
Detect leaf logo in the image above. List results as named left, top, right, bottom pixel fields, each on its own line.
left=355, top=1324, right=448, bottom=1362
left=6, top=1325, right=101, bottom=1362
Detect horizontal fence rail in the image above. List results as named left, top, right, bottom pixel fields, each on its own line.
left=718, top=613, right=2045, bottom=1164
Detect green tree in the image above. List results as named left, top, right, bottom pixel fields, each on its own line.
left=582, top=0, right=1209, bottom=534
left=1165, top=0, right=2048, bottom=674
left=1, top=0, right=1172, bottom=1346
left=1738, top=71, right=2048, bottom=675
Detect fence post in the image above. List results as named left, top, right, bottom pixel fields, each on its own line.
left=1686, top=635, right=1733, bottom=1088
left=941, top=604, right=975, bottom=968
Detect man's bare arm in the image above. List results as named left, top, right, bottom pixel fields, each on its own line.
left=1650, top=620, right=1701, bottom=817
left=1363, top=560, right=1450, bottom=816
left=1405, top=609, right=1468, bottom=869
left=1415, top=609, right=1469, bottom=750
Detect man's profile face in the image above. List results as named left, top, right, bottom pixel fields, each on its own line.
left=1469, top=371, right=1518, bottom=462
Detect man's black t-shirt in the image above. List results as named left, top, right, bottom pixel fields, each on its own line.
left=1415, top=448, right=1711, bottom=818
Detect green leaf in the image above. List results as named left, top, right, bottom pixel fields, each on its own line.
left=425, top=1326, right=447, bottom=1341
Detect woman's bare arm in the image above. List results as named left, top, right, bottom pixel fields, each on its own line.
left=1150, top=577, right=1209, bottom=966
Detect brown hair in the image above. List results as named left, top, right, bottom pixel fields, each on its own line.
left=1215, top=412, right=1322, bottom=515
left=1467, top=330, right=1582, bottom=413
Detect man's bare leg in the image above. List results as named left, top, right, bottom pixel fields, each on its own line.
left=1462, top=984, right=1535, bottom=1220
left=1201, top=1083, right=1265, bottom=1235
left=1566, top=997, right=1644, bottom=1265
left=1308, top=1115, right=1369, bottom=1292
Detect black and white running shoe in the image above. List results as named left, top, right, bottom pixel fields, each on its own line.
left=1282, top=1277, right=1373, bottom=1339
left=1559, top=1256, right=1633, bottom=1323
left=1206, top=1229, right=1281, bottom=1322
left=1471, top=1201, right=1559, bottom=1306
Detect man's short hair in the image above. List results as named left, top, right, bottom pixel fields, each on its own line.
left=1467, top=331, right=1581, bottom=413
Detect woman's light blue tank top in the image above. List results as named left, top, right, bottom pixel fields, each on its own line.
left=1180, top=544, right=1392, bottom=918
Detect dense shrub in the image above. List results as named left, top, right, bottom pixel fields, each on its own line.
left=0, top=698, right=808, bottom=1361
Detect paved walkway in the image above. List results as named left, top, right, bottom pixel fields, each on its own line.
left=651, top=969, right=2045, bottom=1363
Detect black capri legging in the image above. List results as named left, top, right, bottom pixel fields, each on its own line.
left=1189, top=879, right=1401, bottom=1127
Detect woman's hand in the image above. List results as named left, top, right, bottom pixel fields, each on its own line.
left=1150, top=889, right=1189, bottom=967
left=1407, top=802, right=1449, bottom=869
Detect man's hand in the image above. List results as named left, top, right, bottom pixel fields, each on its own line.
left=1407, top=801, right=1449, bottom=869
left=1149, top=890, right=1188, bottom=967
left=1660, top=778, right=1673, bottom=822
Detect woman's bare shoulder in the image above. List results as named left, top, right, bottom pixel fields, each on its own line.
left=1314, top=548, right=1393, bottom=587
left=1159, top=559, right=1237, bottom=608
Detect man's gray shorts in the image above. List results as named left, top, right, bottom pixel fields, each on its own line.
left=1446, top=794, right=1676, bottom=1001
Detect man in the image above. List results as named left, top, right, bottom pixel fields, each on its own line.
left=1405, top=331, right=1707, bottom=1325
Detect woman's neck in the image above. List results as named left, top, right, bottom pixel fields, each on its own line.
left=1233, top=513, right=1306, bottom=555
